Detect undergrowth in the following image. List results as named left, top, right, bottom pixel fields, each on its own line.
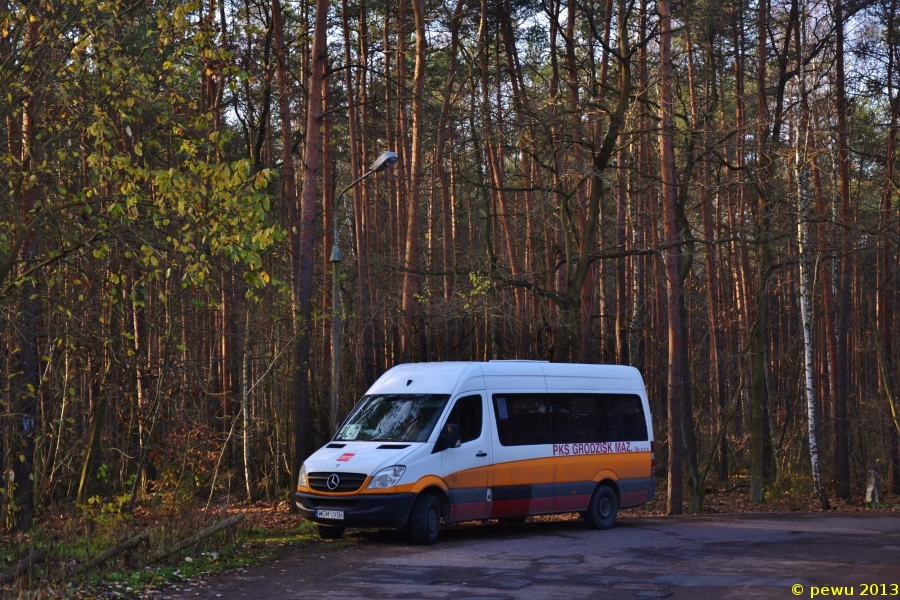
left=0, top=503, right=345, bottom=599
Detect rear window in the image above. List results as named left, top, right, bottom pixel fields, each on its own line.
left=492, top=393, right=647, bottom=446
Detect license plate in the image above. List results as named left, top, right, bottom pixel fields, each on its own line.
left=316, top=509, right=344, bottom=520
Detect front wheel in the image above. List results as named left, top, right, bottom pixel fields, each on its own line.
left=409, top=493, right=441, bottom=545
left=584, top=485, right=618, bottom=530
left=317, top=524, right=345, bottom=539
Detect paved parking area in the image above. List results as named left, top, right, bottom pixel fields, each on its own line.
left=158, top=513, right=900, bottom=599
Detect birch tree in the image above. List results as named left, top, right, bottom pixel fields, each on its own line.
left=794, top=0, right=829, bottom=510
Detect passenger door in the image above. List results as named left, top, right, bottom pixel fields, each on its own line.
left=489, top=392, right=555, bottom=516
left=440, top=393, right=492, bottom=521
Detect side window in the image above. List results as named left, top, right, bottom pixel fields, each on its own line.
left=549, top=394, right=600, bottom=443
left=599, top=394, right=648, bottom=442
left=445, top=395, right=483, bottom=444
left=549, top=393, right=648, bottom=443
left=492, top=394, right=552, bottom=446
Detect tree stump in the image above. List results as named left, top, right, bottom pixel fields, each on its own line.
left=866, top=469, right=882, bottom=507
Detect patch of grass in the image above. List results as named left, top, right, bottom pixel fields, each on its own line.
left=1, top=507, right=352, bottom=599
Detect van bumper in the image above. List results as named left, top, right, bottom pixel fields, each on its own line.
left=619, top=477, right=657, bottom=508
left=294, top=491, right=417, bottom=528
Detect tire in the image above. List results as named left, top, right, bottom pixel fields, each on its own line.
left=498, top=516, right=527, bottom=525
left=409, top=493, right=441, bottom=545
left=317, top=524, right=345, bottom=540
left=584, top=485, right=618, bottom=530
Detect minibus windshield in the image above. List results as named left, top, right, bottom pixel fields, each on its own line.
left=335, top=394, right=450, bottom=442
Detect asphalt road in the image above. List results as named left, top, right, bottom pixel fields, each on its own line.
left=157, top=513, right=900, bottom=600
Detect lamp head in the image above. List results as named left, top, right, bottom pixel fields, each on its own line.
left=370, top=151, right=399, bottom=173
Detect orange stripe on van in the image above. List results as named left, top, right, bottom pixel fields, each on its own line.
left=556, top=451, right=651, bottom=483
left=488, top=452, right=650, bottom=487
left=444, top=466, right=491, bottom=489
left=489, top=457, right=557, bottom=487
left=299, top=451, right=651, bottom=496
left=446, top=451, right=651, bottom=489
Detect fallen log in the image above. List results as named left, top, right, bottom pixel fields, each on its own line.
left=150, top=513, right=244, bottom=564
left=0, top=547, right=48, bottom=586
left=65, top=532, right=149, bottom=579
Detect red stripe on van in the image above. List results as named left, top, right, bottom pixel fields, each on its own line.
left=554, top=494, right=591, bottom=512
left=529, top=496, right=556, bottom=514
left=449, top=501, right=491, bottom=522
left=491, top=499, right=531, bottom=517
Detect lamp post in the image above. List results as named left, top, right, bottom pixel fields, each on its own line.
left=331, top=151, right=399, bottom=434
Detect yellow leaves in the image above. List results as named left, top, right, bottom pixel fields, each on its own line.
left=180, top=139, right=197, bottom=156
left=253, top=170, right=268, bottom=190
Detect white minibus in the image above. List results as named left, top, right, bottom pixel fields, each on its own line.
left=295, top=361, right=655, bottom=545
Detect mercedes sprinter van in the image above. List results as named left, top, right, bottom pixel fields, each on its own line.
left=295, top=361, right=655, bottom=545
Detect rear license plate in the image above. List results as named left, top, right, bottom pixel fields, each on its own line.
left=316, top=509, right=344, bottom=520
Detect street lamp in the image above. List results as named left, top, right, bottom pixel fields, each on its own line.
left=331, top=151, right=399, bottom=434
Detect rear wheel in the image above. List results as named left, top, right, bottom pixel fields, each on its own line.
left=316, top=524, right=345, bottom=540
left=409, top=493, right=441, bottom=545
left=584, top=485, right=618, bottom=530
left=497, top=516, right=527, bottom=525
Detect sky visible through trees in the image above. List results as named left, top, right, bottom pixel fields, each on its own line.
left=2, top=0, right=900, bottom=532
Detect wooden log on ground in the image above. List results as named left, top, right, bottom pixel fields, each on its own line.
left=0, top=547, right=48, bottom=586
left=150, top=513, right=245, bottom=564
left=65, top=532, right=149, bottom=579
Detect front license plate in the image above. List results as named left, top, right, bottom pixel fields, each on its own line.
left=316, top=509, right=344, bottom=520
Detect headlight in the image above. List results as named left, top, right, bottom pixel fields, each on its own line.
left=367, top=466, right=406, bottom=489
left=298, top=464, right=308, bottom=488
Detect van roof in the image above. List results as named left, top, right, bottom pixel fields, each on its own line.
left=365, top=361, right=644, bottom=396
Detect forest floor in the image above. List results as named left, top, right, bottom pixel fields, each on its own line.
left=1, top=476, right=898, bottom=599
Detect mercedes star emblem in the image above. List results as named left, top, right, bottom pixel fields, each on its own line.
left=326, top=474, right=341, bottom=490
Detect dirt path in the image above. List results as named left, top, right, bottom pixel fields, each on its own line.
left=154, top=513, right=900, bottom=600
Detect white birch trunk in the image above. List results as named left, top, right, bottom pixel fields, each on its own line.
left=795, top=0, right=830, bottom=509
left=242, top=315, right=252, bottom=503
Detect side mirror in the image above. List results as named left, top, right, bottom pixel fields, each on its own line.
left=440, top=423, right=462, bottom=450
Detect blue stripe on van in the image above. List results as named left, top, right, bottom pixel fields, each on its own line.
left=618, top=477, right=655, bottom=494
left=554, top=480, right=597, bottom=498
left=449, top=487, right=490, bottom=504
left=492, top=483, right=556, bottom=501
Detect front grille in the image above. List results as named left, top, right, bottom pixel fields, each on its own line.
left=310, top=498, right=360, bottom=510
left=308, top=472, right=367, bottom=493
